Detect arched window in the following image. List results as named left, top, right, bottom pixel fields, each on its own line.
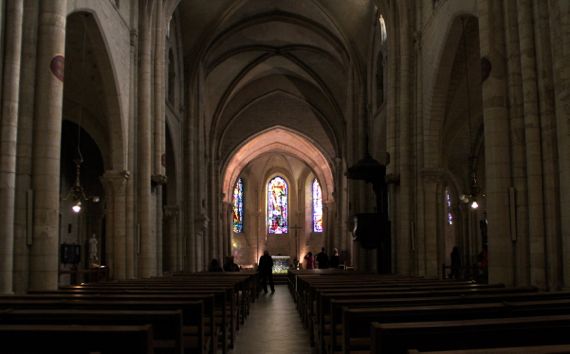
left=445, top=188, right=454, bottom=225
left=232, top=178, right=244, bottom=233
left=378, top=14, right=387, bottom=44
left=312, top=178, right=323, bottom=232
left=267, top=176, right=288, bottom=234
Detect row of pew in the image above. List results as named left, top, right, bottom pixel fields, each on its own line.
left=0, top=272, right=258, bottom=354
left=288, top=269, right=570, bottom=354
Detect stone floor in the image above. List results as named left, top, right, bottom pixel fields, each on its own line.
left=230, top=284, right=313, bottom=354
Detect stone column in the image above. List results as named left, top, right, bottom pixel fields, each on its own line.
left=532, top=0, right=560, bottom=290
left=421, top=169, right=444, bottom=278
left=478, top=0, right=514, bottom=286
left=0, top=0, right=24, bottom=294
left=138, top=0, right=156, bottom=278
left=126, top=20, right=138, bottom=279
left=29, top=0, right=67, bottom=291
left=152, top=1, right=166, bottom=277
left=517, top=0, right=547, bottom=288
left=163, top=204, right=180, bottom=273
left=548, top=0, right=570, bottom=289
left=14, top=0, right=39, bottom=294
left=397, top=0, right=412, bottom=275
left=223, top=201, right=231, bottom=257
left=101, top=170, right=129, bottom=279
left=323, top=201, right=334, bottom=251
left=504, top=0, right=530, bottom=287
left=154, top=0, right=166, bottom=177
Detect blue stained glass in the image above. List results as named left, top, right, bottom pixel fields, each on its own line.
left=312, top=179, right=323, bottom=232
left=232, top=178, right=244, bottom=233
left=446, top=189, right=453, bottom=225
left=267, top=176, right=288, bottom=234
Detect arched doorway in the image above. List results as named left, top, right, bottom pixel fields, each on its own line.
left=59, top=120, right=104, bottom=285
left=60, top=11, right=124, bottom=282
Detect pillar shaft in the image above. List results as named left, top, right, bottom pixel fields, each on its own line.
left=478, top=0, right=514, bottom=286
left=164, top=205, right=180, bottom=272
left=0, top=0, right=24, bottom=294
left=397, top=1, right=412, bottom=274
left=30, top=0, right=67, bottom=291
left=30, top=0, right=67, bottom=290
left=154, top=0, right=165, bottom=177
left=517, top=0, right=547, bottom=288
left=138, top=0, right=155, bottom=278
left=504, top=0, right=530, bottom=286
left=14, top=0, right=39, bottom=294
left=548, top=0, right=570, bottom=289
left=102, top=170, right=129, bottom=279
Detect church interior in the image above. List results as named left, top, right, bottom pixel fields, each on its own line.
left=0, top=0, right=569, bottom=352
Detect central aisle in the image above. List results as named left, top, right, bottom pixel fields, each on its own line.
left=231, top=284, right=313, bottom=354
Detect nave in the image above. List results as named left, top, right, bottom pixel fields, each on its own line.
left=231, top=284, right=311, bottom=354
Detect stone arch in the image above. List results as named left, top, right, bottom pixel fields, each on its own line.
left=424, top=9, right=479, bottom=169
left=222, top=127, right=334, bottom=206
left=66, top=10, right=125, bottom=170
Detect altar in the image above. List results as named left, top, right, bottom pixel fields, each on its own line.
left=271, top=255, right=290, bottom=274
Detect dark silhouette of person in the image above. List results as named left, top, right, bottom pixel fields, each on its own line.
left=208, top=258, right=223, bottom=272
left=316, top=247, right=329, bottom=269
left=450, top=246, right=461, bottom=279
left=258, top=250, right=275, bottom=294
left=223, top=256, right=240, bottom=272
left=304, top=251, right=314, bottom=269
left=330, top=248, right=340, bottom=269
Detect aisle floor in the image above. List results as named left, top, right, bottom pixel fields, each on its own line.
left=230, top=284, right=313, bottom=354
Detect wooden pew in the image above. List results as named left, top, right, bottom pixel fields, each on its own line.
left=371, top=315, right=570, bottom=354
left=0, top=308, right=183, bottom=354
left=312, top=286, right=536, bottom=352
left=325, top=289, right=570, bottom=353
left=0, top=324, right=153, bottom=354
left=0, top=298, right=207, bottom=354
left=39, top=285, right=234, bottom=353
left=342, top=299, right=570, bottom=353
left=408, top=344, right=570, bottom=353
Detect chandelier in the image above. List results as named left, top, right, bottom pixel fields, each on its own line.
left=62, top=17, right=99, bottom=213
left=63, top=156, right=99, bottom=213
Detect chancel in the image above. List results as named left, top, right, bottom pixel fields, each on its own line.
left=0, top=0, right=569, bottom=353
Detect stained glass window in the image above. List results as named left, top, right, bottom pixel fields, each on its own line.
left=446, top=188, right=453, bottom=225
left=312, top=178, right=323, bottom=232
left=232, top=178, right=244, bottom=233
left=267, top=176, right=288, bottom=234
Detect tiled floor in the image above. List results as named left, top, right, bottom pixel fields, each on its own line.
left=231, top=285, right=313, bottom=354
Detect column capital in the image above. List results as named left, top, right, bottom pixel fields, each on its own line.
left=101, top=170, right=130, bottom=194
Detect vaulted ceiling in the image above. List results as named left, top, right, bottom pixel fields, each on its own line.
left=176, top=0, right=383, bottom=164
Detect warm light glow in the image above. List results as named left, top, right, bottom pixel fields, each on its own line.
left=470, top=200, right=479, bottom=209
left=72, top=201, right=82, bottom=213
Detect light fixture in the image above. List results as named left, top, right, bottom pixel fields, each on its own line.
left=63, top=157, right=99, bottom=213
left=72, top=201, right=82, bottom=213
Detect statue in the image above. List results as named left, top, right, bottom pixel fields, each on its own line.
left=89, top=234, right=99, bottom=265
